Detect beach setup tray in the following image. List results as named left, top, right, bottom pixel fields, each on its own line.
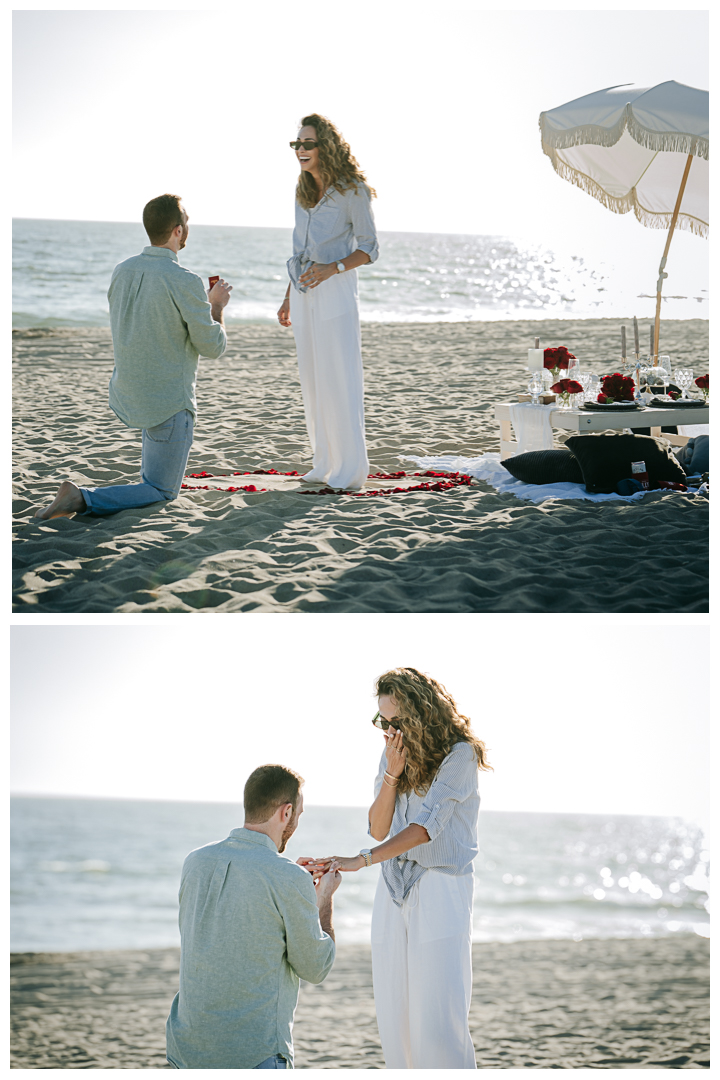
left=495, top=401, right=710, bottom=459
left=648, top=397, right=708, bottom=409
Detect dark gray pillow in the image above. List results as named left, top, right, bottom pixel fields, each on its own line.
left=565, top=433, right=687, bottom=493
left=500, top=449, right=584, bottom=485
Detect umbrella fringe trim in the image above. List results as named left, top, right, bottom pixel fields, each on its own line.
left=625, top=114, right=708, bottom=160
left=540, top=108, right=709, bottom=162
left=540, top=114, right=628, bottom=151
left=544, top=149, right=709, bottom=238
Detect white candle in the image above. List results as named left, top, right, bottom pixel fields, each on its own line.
left=528, top=348, right=543, bottom=371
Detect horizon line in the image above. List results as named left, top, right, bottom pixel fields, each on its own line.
left=11, top=217, right=516, bottom=241
left=10, top=791, right=701, bottom=821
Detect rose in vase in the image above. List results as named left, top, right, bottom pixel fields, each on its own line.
left=544, top=346, right=576, bottom=381
left=598, top=372, right=635, bottom=403
left=695, top=374, right=709, bottom=401
left=550, top=378, right=583, bottom=407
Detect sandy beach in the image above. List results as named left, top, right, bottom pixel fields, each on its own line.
left=13, top=319, right=709, bottom=613
left=10, top=936, right=709, bottom=1069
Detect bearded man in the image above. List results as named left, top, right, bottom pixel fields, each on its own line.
left=35, top=193, right=231, bottom=519
left=166, top=765, right=341, bottom=1070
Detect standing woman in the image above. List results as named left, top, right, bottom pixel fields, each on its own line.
left=277, top=114, right=379, bottom=491
left=310, top=668, right=492, bottom=1069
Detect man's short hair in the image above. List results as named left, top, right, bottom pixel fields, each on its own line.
left=143, top=194, right=185, bottom=245
left=244, top=765, right=304, bottom=824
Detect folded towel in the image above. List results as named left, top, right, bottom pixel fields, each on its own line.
left=509, top=404, right=555, bottom=454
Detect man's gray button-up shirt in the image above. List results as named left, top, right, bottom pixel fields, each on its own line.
left=166, top=827, right=335, bottom=1069
left=107, top=246, right=227, bottom=430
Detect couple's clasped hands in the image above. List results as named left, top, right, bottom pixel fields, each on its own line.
left=297, top=858, right=343, bottom=901
left=297, top=854, right=362, bottom=881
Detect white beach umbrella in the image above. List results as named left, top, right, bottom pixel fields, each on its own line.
left=539, top=81, right=708, bottom=360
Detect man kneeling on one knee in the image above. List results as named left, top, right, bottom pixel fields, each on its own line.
left=166, top=766, right=341, bottom=1070
left=35, top=193, right=231, bottom=519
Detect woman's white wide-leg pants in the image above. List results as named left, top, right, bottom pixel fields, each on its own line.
left=290, top=269, right=370, bottom=490
left=371, top=871, right=476, bottom=1069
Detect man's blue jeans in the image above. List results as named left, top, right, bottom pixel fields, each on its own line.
left=79, top=410, right=194, bottom=515
left=254, top=1054, right=288, bottom=1069
left=170, top=1056, right=287, bottom=1070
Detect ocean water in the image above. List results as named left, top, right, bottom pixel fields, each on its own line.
left=10, top=796, right=709, bottom=953
left=12, top=218, right=708, bottom=327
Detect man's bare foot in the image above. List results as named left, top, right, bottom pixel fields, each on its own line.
left=34, top=481, right=86, bottom=520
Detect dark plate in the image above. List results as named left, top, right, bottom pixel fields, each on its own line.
left=582, top=401, right=641, bottom=411
left=647, top=398, right=708, bottom=409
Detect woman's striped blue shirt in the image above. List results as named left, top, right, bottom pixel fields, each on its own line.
left=369, top=741, right=480, bottom=905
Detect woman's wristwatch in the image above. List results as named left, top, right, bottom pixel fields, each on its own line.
left=336, top=261, right=346, bottom=273
left=359, top=849, right=373, bottom=867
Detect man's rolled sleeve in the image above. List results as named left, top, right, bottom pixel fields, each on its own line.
left=407, top=743, right=477, bottom=841
left=350, top=185, right=379, bottom=264
left=281, top=870, right=335, bottom=985
left=177, top=273, right=228, bottom=359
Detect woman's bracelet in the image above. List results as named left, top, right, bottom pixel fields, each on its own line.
left=383, top=775, right=399, bottom=788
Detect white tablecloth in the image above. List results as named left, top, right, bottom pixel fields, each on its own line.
left=678, top=424, right=709, bottom=437
left=508, top=403, right=555, bottom=453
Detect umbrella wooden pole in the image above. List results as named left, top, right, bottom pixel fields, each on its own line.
left=653, top=153, right=693, bottom=364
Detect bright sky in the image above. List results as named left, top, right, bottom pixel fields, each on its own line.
left=11, top=622, right=710, bottom=827
left=12, top=7, right=709, bottom=298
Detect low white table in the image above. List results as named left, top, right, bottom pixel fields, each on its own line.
left=495, top=402, right=709, bottom=459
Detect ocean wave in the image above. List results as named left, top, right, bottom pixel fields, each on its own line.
left=14, top=219, right=708, bottom=329
left=474, top=893, right=707, bottom=913
left=12, top=799, right=709, bottom=952
left=37, top=859, right=111, bottom=873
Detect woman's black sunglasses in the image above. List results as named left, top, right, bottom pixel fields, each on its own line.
left=290, top=140, right=319, bottom=151
left=372, top=712, right=402, bottom=731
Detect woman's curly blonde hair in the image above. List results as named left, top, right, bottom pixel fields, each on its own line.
left=295, top=113, right=376, bottom=210
left=375, top=668, right=492, bottom=797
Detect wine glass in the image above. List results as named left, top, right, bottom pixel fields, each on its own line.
left=587, top=373, right=601, bottom=403
left=675, top=368, right=694, bottom=399
left=528, top=370, right=544, bottom=405
left=634, top=360, right=650, bottom=402
left=647, top=357, right=670, bottom=400
left=567, top=358, right=580, bottom=382
left=578, top=371, right=593, bottom=406
left=659, top=355, right=673, bottom=398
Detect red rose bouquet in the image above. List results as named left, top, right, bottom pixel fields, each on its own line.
left=597, top=372, right=635, bottom=404
left=544, top=346, right=576, bottom=379
left=550, top=378, right=584, bottom=407
left=695, top=373, right=709, bottom=400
